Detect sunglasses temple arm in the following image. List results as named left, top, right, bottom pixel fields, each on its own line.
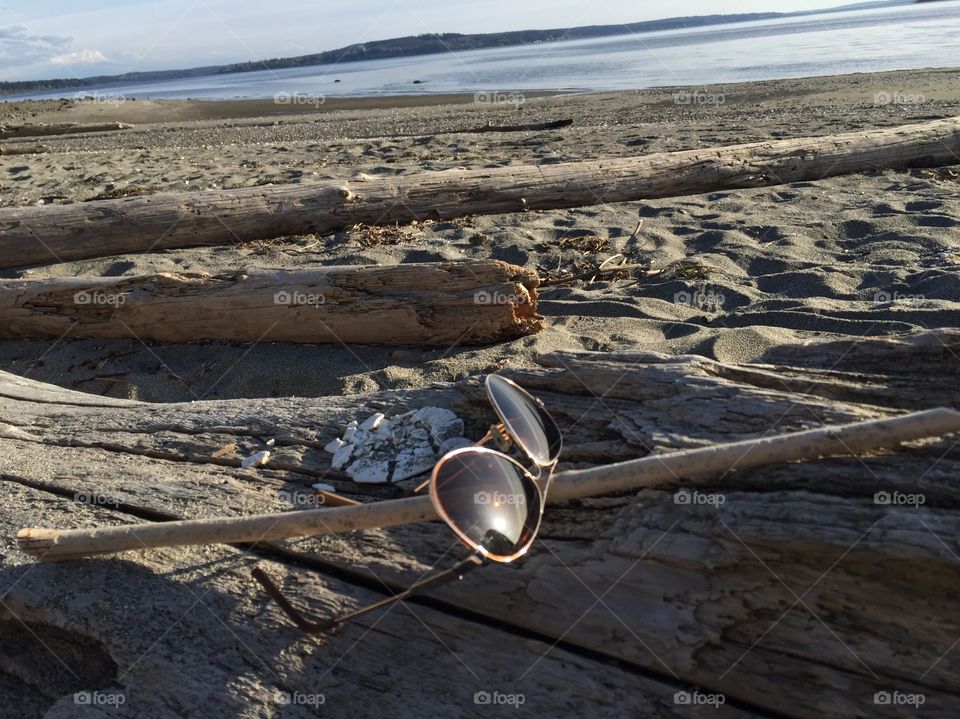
left=252, top=555, right=485, bottom=635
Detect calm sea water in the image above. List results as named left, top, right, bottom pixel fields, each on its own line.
left=14, top=1, right=960, bottom=100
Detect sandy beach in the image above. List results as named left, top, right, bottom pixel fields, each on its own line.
left=1, top=67, right=959, bottom=402
left=2, top=54, right=960, bottom=718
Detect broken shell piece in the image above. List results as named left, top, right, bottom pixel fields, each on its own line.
left=331, top=442, right=354, bottom=470
left=394, top=445, right=438, bottom=481
left=311, top=482, right=336, bottom=493
left=241, top=450, right=271, bottom=469
left=359, top=413, right=385, bottom=431
left=347, top=458, right=390, bottom=484
left=326, top=406, right=464, bottom=484
left=324, top=437, right=346, bottom=454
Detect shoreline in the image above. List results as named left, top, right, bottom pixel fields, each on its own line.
left=1, top=66, right=959, bottom=125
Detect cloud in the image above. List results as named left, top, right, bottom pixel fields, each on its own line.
left=50, top=48, right=108, bottom=65
left=0, top=25, right=72, bottom=67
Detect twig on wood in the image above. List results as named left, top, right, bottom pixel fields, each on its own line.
left=17, top=408, right=960, bottom=561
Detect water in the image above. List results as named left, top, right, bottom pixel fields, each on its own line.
left=11, top=1, right=960, bottom=101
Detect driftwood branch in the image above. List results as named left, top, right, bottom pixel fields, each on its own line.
left=0, top=121, right=133, bottom=139
left=1, top=116, right=958, bottom=268
left=0, top=260, right=542, bottom=345
left=464, top=118, right=574, bottom=133
left=0, top=144, right=48, bottom=156
left=17, top=408, right=960, bottom=561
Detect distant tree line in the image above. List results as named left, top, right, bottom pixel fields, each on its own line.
left=0, top=14, right=783, bottom=96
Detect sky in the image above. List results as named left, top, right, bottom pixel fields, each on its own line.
left=0, top=0, right=866, bottom=81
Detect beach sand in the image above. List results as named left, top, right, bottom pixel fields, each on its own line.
left=1, top=67, right=958, bottom=402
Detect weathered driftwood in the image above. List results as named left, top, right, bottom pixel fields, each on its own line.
left=0, top=261, right=542, bottom=345
left=1, top=116, right=958, bottom=268
left=19, top=407, right=960, bottom=561
left=466, top=118, right=574, bottom=133
left=0, top=143, right=49, bottom=156
left=1, top=330, right=959, bottom=717
left=0, top=121, right=133, bottom=139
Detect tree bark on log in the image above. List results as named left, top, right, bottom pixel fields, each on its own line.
left=1, top=115, right=957, bottom=268
left=0, top=260, right=543, bottom=345
left=0, top=330, right=958, bottom=717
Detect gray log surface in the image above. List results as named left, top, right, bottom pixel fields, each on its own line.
left=0, top=330, right=957, bottom=717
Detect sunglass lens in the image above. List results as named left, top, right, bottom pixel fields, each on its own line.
left=432, top=449, right=541, bottom=560
left=485, top=375, right=562, bottom=466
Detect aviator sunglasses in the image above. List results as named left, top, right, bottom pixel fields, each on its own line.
left=252, top=374, right=562, bottom=634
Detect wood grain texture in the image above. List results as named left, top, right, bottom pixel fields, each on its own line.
left=1, top=331, right=958, bottom=716
left=19, top=407, right=960, bottom=560
left=1, top=116, right=958, bottom=268
left=0, top=261, right=543, bottom=345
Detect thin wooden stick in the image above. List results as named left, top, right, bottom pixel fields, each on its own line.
left=17, top=408, right=960, bottom=561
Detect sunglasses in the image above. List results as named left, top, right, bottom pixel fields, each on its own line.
left=252, top=374, right=562, bottom=634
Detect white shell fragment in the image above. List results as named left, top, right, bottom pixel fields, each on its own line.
left=324, top=437, right=346, bottom=454
left=359, top=413, right=385, bottom=431
left=241, top=450, right=271, bottom=469
left=311, top=482, right=336, bottom=492
left=331, top=442, right=354, bottom=470
left=325, top=407, right=465, bottom=484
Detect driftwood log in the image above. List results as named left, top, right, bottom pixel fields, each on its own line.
left=1, top=116, right=958, bottom=268
left=0, top=121, right=133, bottom=140
left=465, top=118, right=575, bottom=133
left=0, top=330, right=958, bottom=717
left=0, top=144, right=49, bottom=156
left=0, top=261, right=542, bottom=345
left=19, top=407, right=960, bottom=561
